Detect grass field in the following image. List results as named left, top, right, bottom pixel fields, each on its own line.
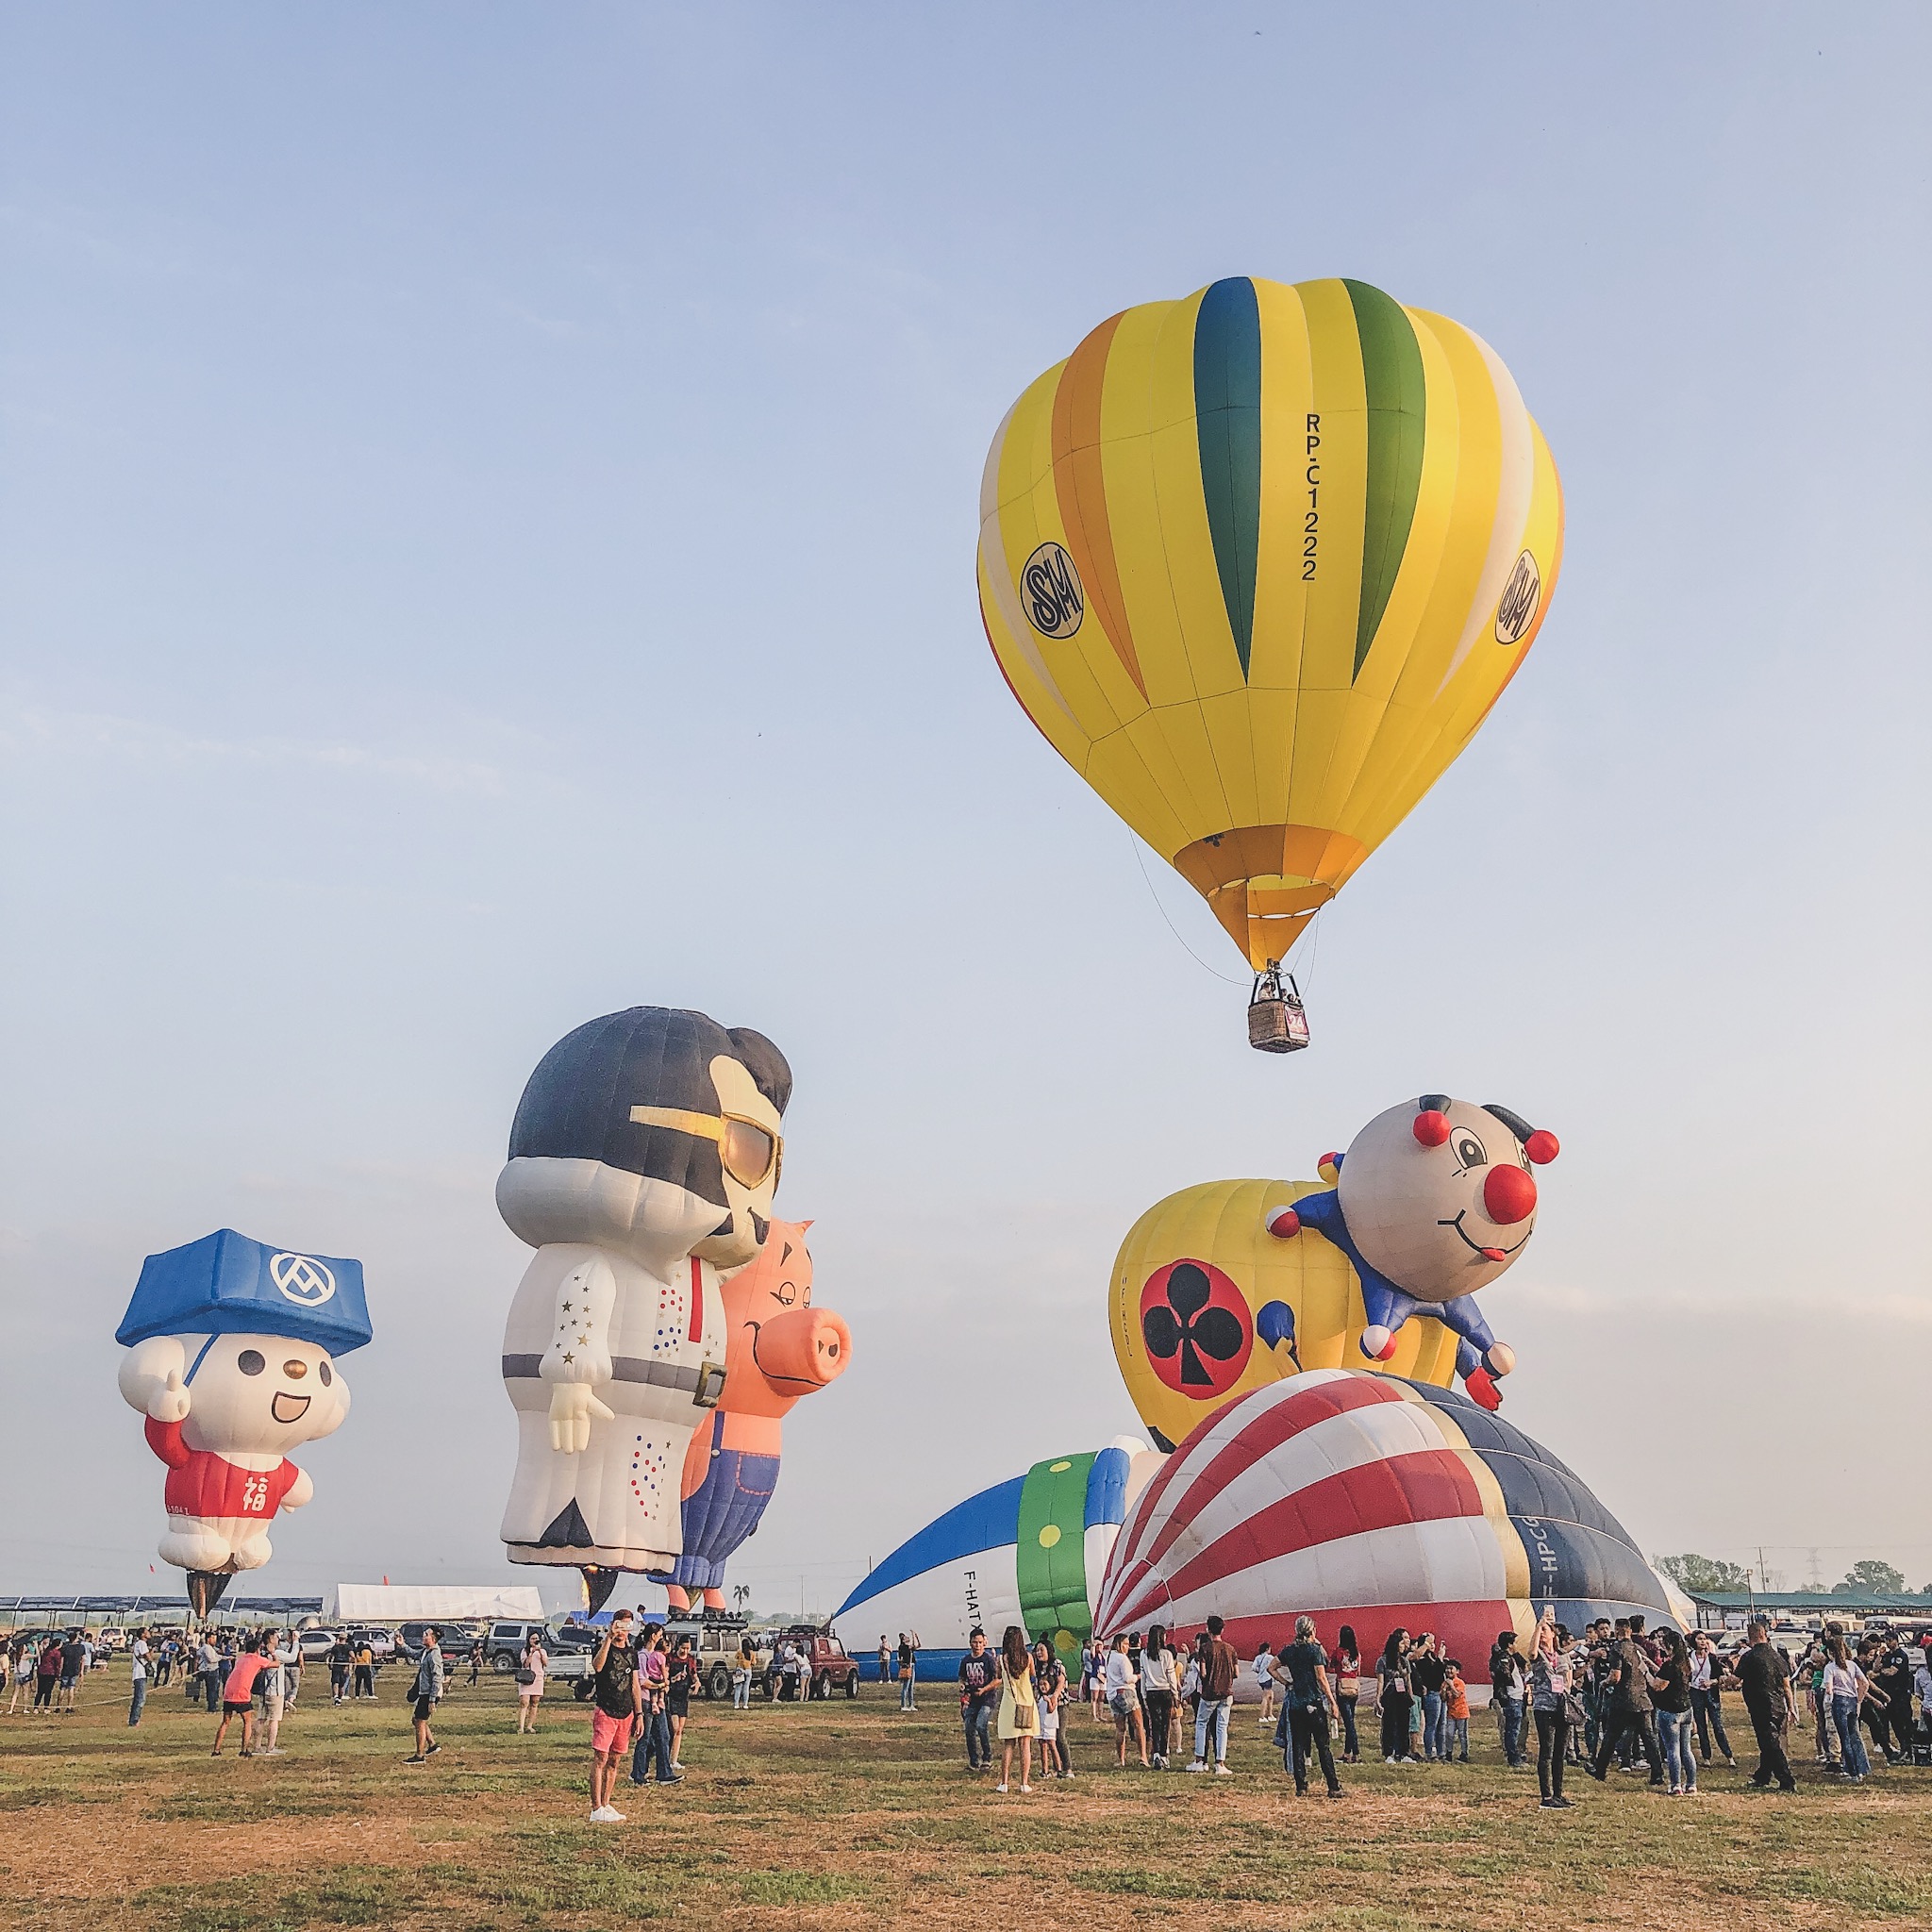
left=2, top=1668, right=1928, bottom=1930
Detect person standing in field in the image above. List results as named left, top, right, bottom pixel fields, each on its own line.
left=33, top=1636, right=61, bottom=1710
left=632, top=1624, right=681, bottom=1786
left=328, top=1632, right=353, bottom=1707
left=1254, top=1638, right=1277, bottom=1729
left=896, top=1632, right=918, bottom=1711
left=7, top=1635, right=34, bottom=1715
left=212, top=1637, right=265, bottom=1757
left=1687, top=1631, right=1735, bottom=1769
left=1442, top=1657, right=1471, bottom=1762
left=1648, top=1627, right=1697, bottom=1796
left=1032, top=1639, right=1072, bottom=1779
left=1723, top=1620, right=1798, bottom=1791
left=588, top=1607, right=641, bottom=1823
left=1189, top=1616, right=1240, bottom=1775
left=1331, top=1625, right=1362, bottom=1763
left=126, top=1627, right=150, bottom=1727
left=406, top=1627, right=444, bottom=1765
left=993, top=1625, right=1038, bottom=1795
left=256, top=1629, right=298, bottom=1756
left=352, top=1636, right=375, bottom=1701
left=1409, top=1633, right=1448, bottom=1762
left=1271, top=1616, right=1342, bottom=1799
left=1378, top=1630, right=1415, bottom=1764
left=1588, top=1614, right=1663, bottom=1788
left=1528, top=1612, right=1576, bottom=1808
left=957, top=1628, right=1000, bottom=1773
left=516, top=1630, right=548, bottom=1734
left=1105, top=1634, right=1147, bottom=1769
left=665, top=1634, right=696, bottom=1772
left=1141, top=1625, right=1176, bottom=1770
left=1823, top=1637, right=1874, bottom=1783
left=877, top=1635, right=891, bottom=1689
left=732, top=1635, right=757, bottom=1710
left=57, top=1629, right=85, bottom=1713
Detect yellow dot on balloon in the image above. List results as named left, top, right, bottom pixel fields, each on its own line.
left=1038, top=1524, right=1061, bottom=1548
left=1049, top=1460, right=1072, bottom=1473
left=1054, top=1628, right=1078, bottom=1652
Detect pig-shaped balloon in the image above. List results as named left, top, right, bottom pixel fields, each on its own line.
left=650, top=1218, right=850, bottom=1612
left=1264, top=1096, right=1559, bottom=1409
left=115, top=1230, right=370, bottom=1591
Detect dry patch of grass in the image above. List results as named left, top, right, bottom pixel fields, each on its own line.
left=0, top=1672, right=1925, bottom=1929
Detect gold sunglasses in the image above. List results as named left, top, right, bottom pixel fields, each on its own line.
left=629, top=1106, right=782, bottom=1190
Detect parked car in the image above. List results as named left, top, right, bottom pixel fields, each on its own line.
left=758, top=1628, right=859, bottom=1702
left=480, top=1622, right=553, bottom=1673
left=344, top=1626, right=395, bottom=1662
left=296, top=1629, right=341, bottom=1662
left=395, top=1621, right=486, bottom=1663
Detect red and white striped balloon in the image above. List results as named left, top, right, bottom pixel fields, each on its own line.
left=1093, top=1369, right=1569, bottom=1665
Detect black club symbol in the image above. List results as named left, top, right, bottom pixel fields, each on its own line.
left=1141, top=1263, right=1245, bottom=1388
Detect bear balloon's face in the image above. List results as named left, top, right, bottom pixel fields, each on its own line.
left=183, top=1335, right=353, bottom=1457
left=1336, top=1098, right=1543, bottom=1303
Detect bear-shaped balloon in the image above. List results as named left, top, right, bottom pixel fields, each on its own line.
left=496, top=1006, right=791, bottom=1591
left=1108, top=1096, right=1557, bottom=1447
left=116, top=1229, right=369, bottom=1596
left=649, top=1218, right=852, bottom=1613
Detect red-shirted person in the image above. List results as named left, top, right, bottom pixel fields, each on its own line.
left=213, top=1636, right=267, bottom=1757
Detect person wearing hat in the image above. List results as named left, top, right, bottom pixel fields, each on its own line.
left=116, top=1230, right=372, bottom=1578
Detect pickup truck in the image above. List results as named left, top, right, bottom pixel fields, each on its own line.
left=758, top=1629, right=860, bottom=1702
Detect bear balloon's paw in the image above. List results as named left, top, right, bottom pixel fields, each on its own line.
left=1264, top=1206, right=1301, bottom=1240
left=1465, top=1367, right=1503, bottom=1411
left=1360, top=1325, right=1396, bottom=1362
left=1485, top=1342, right=1516, bottom=1378
left=147, top=1369, right=191, bottom=1424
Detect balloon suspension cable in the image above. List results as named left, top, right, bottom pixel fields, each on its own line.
left=1129, top=833, right=1245, bottom=986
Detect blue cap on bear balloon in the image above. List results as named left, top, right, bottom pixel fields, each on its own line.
left=116, top=1228, right=373, bottom=1354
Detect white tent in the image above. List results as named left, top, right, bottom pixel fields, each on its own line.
left=325, top=1584, right=546, bottom=1623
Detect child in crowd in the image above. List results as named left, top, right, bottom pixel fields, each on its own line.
left=1443, top=1659, right=1471, bottom=1761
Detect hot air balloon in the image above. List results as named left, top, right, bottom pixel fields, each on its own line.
left=1093, top=1370, right=1681, bottom=1673
left=117, top=1229, right=371, bottom=1618
left=830, top=1440, right=1160, bottom=1682
left=977, top=275, right=1563, bottom=1049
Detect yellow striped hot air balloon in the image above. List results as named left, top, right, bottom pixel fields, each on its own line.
left=977, top=275, right=1562, bottom=1043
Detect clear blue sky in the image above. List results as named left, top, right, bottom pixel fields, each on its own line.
left=3, top=3, right=1926, bottom=1610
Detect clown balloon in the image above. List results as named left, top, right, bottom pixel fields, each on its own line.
left=117, top=1229, right=371, bottom=1616
left=1268, top=1095, right=1558, bottom=1408
left=1109, top=1093, right=1558, bottom=1442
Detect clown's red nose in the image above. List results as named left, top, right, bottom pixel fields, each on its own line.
left=1483, top=1165, right=1537, bottom=1225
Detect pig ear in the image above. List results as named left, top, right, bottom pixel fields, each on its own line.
left=797, top=1219, right=814, bottom=1235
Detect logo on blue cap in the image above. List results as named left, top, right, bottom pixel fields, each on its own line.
left=271, top=1254, right=336, bottom=1307
left=117, top=1228, right=372, bottom=1355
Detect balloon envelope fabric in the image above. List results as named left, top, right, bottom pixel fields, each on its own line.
left=978, top=275, right=1563, bottom=969
left=1092, top=1369, right=1673, bottom=1667
left=830, top=1441, right=1154, bottom=1682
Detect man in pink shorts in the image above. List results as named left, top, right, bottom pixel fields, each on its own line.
left=589, top=1607, right=642, bottom=1823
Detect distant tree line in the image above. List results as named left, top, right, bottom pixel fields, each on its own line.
left=1656, top=1553, right=1920, bottom=1596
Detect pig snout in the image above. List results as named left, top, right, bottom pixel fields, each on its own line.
left=755, top=1307, right=852, bottom=1388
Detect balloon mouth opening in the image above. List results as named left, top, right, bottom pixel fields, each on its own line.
left=272, top=1391, right=311, bottom=1424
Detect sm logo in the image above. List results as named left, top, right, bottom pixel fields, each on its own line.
left=1021, top=542, right=1084, bottom=639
